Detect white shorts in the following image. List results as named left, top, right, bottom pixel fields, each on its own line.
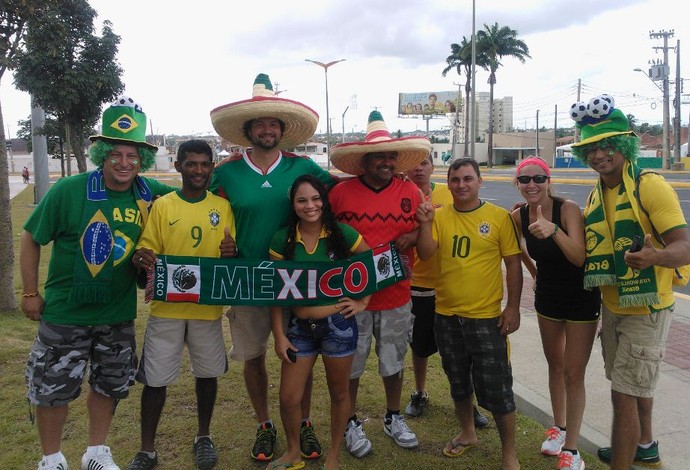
left=137, top=316, right=227, bottom=387
left=226, top=306, right=289, bottom=362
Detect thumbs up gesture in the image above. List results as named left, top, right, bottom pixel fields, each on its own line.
left=219, top=226, right=238, bottom=258
left=527, top=205, right=558, bottom=240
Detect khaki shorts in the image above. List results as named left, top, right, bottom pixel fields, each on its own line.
left=350, top=301, right=413, bottom=379
left=226, top=306, right=288, bottom=362
left=600, top=305, right=672, bottom=398
left=137, top=316, right=227, bottom=387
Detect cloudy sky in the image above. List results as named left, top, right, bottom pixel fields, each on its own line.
left=1, top=0, right=688, bottom=140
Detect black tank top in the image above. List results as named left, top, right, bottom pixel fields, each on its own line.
left=520, top=199, right=600, bottom=316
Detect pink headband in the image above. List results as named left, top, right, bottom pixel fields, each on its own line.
left=516, top=157, right=550, bottom=176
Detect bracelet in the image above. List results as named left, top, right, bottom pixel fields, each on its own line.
left=22, top=292, right=40, bottom=298
left=550, top=224, right=559, bottom=238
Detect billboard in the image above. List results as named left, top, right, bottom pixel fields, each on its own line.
left=398, top=91, right=461, bottom=116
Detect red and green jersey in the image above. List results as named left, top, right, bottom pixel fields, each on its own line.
left=329, top=177, right=421, bottom=310
left=209, top=152, right=337, bottom=259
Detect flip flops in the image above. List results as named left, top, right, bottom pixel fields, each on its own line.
left=266, top=459, right=305, bottom=470
left=442, top=439, right=475, bottom=458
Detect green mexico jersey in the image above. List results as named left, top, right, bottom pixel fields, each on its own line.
left=209, top=152, right=337, bottom=259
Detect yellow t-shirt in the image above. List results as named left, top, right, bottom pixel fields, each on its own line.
left=137, top=190, right=236, bottom=320
left=433, top=201, right=521, bottom=318
left=599, top=173, right=686, bottom=314
left=411, top=183, right=453, bottom=289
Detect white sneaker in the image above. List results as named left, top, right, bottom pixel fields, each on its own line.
left=345, top=419, right=372, bottom=458
left=541, top=426, right=566, bottom=456
left=557, top=450, right=585, bottom=470
left=38, top=453, right=69, bottom=470
left=81, top=445, right=120, bottom=470
left=383, top=413, right=418, bottom=448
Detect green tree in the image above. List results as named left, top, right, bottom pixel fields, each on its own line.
left=476, top=22, right=530, bottom=167
left=13, top=0, right=124, bottom=174
left=442, top=36, right=490, bottom=158
left=16, top=114, right=78, bottom=176
left=0, top=1, right=51, bottom=312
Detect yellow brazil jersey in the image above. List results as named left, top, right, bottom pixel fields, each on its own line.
left=412, top=183, right=453, bottom=289
left=433, top=201, right=521, bottom=318
left=599, top=174, right=686, bottom=314
left=137, top=190, right=236, bottom=320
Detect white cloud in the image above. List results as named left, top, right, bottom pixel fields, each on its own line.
left=1, top=0, right=686, bottom=140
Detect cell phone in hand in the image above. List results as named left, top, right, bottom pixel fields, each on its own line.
left=629, top=235, right=643, bottom=253
left=286, top=348, right=297, bottom=363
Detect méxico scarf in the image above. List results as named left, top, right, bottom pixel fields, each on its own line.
left=584, top=160, right=660, bottom=307
left=145, top=243, right=407, bottom=306
left=69, top=169, right=153, bottom=304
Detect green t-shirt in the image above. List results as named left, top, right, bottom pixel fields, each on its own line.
left=209, top=152, right=337, bottom=259
left=23, top=173, right=173, bottom=326
left=269, top=222, right=363, bottom=261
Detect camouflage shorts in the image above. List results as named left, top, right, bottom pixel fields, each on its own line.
left=25, top=320, right=138, bottom=407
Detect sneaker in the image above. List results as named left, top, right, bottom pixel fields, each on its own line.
left=299, top=420, right=322, bottom=459
left=383, top=413, right=418, bottom=448
left=404, top=391, right=429, bottom=417
left=597, top=440, right=662, bottom=467
left=541, top=426, right=566, bottom=456
left=473, top=405, right=489, bottom=429
left=124, top=452, right=157, bottom=470
left=557, top=450, right=585, bottom=470
left=81, top=445, right=120, bottom=470
left=193, top=437, right=218, bottom=470
left=251, top=422, right=277, bottom=461
left=344, top=419, right=372, bottom=458
left=38, top=453, right=69, bottom=470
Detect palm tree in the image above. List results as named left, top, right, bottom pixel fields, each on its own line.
left=442, top=37, right=489, bottom=158
left=476, top=22, right=530, bottom=167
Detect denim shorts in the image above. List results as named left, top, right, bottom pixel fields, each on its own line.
left=287, top=312, right=358, bottom=358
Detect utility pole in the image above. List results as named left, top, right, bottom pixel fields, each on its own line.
left=674, top=39, right=682, bottom=165
left=649, top=30, right=674, bottom=169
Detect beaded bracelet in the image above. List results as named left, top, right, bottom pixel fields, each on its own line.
left=550, top=224, right=559, bottom=238
left=22, top=292, right=40, bottom=298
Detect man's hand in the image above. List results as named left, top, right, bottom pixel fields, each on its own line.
left=497, top=305, right=520, bottom=336
left=21, top=294, right=44, bottom=321
left=133, top=247, right=156, bottom=271
left=416, top=201, right=435, bottom=225
left=624, top=234, right=658, bottom=270
left=220, top=227, right=238, bottom=258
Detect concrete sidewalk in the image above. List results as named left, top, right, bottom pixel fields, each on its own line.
left=511, top=273, right=690, bottom=470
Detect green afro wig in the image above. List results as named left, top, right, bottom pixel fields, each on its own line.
left=88, top=140, right=156, bottom=172
left=570, top=134, right=640, bottom=164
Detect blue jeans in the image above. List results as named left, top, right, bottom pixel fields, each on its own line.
left=287, top=313, right=357, bottom=358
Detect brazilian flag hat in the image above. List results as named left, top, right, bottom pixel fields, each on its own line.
left=89, top=96, right=157, bottom=151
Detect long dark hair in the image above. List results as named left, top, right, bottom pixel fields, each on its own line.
left=283, top=175, right=350, bottom=260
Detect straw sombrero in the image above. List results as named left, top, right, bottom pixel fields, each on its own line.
left=89, top=96, right=157, bottom=151
left=210, top=73, right=318, bottom=148
left=330, top=111, right=431, bottom=175
left=570, top=94, right=635, bottom=147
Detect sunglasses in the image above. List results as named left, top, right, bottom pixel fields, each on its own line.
left=516, top=175, right=549, bottom=184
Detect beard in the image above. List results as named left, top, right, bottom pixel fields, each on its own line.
left=250, top=133, right=281, bottom=151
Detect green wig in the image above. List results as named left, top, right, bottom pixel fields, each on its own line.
left=88, top=140, right=156, bottom=172
left=570, top=134, right=640, bottom=164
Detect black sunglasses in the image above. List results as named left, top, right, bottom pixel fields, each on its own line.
left=516, top=175, right=549, bottom=184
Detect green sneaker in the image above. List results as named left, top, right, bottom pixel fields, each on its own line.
left=597, top=440, right=662, bottom=468
left=299, top=420, right=322, bottom=459
left=251, top=422, right=277, bottom=461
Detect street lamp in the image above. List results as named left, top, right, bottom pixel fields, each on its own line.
left=634, top=67, right=671, bottom=168
left=305, top=58, right=346, bottom=170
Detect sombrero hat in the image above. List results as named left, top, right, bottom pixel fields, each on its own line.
left=210, top=73, right=319, bottom=148
left=89, top=96, right=157, bottom=151
left=330, top=111, right=431, bottom=175
left=570, top=94, right=635, bottom=147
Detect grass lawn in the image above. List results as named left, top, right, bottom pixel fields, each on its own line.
left=0, top=182, right=607, bottom=469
